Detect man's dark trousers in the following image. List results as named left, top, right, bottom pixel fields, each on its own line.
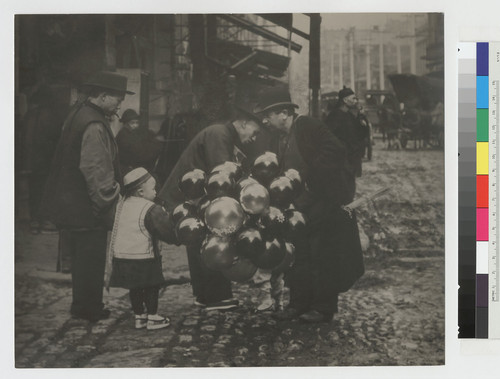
left=68, top=229, right=108, bottom=320
left=186, top=243, right=232, bottom=304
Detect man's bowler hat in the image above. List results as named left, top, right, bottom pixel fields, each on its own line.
left=253, top=86, right=298, bottom=114
left=84, top=71, right=135, bottom=95
left=120, top=109, right=140, bottom=123
left=232, top=93, right=264, bottom=125
left=338, top=86, right=355, bottom=100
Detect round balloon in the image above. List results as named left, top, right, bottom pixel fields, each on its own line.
left=283, top=168, right=303, bottom=197
left=272, top=242, right=295, bottom=274
left=197, top=195, right=211, bottom=219
left=239, top=182, right=270, bottom=215
left=259, top=206, right=286, bottom=237
left=283, top=209, right=308, bottom=242
left=269, top=176, right=295, bottom=209
left=175, top=217, right=206, bottom=246
left=178, top=169, right=206, bottom=200
left=254, top=237, right=285, bottom=270
left=235, top=176, right=259, bottom=194
left=204, top=196, right=245, bottom=236
left=211, top=161, right=243, bottom=182
left=201, top=234, right=237, bottom=271
left=233, top=227, right=265, bottom=262
left=251, top=152, right=279, bottom=186
left=206, top=171, right=234, bottom=199
left=172, top=202, right=197, bottom=225
left=221, top=256, right=258, bottom=282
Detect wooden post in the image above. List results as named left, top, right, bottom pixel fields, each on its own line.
left=349, top=29, right=355, bottom=91
left=366, top=43, right=371, bottom=90
left=339, top=39, right=344, bottom=88
left=379, top=32, right=385, bottom=90
left=396, top=41, right=402, bottom=73
left=309, top=14, right=321, bottom=118
left=104, top=15, right=116, bottom=71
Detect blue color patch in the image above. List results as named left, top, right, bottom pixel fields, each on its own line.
left=476, top=42, right=488, bottom=76
left=477, top=76, right=489, bottom=109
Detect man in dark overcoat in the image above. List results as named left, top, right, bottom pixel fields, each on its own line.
left=254, top=87, right=364, bottom=323
left=42, top=71, right=134, bottom=321
left=157, top=99, right=263, bottom=311
left=325, top=86, right=367, bottom=178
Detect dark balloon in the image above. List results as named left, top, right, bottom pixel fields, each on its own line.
left=283, top=209, right=308, bottom=242
left=175, top=217, right=206, bottom=246
left=251, top=152, right=279, bottom=187
left=269, top=176, right=295, bottom=209
left=258, top=206, right=286, bottom=237
left=272, top=242, right=295, bottom=274
left=221, top=257, right=258, bottom=283
left=239, top=182, right=270, bottom=215
left=197, top=195, right=211, bottom=219
left=211, top=161, right=243, bottom=182
left=254, top=237, right=285, bottom=270
left=243, top=213, right=261, bottom=228
left=172, top=202, right=197, bottom=225
left=201, top=234, right=237, bottom=271
left=235, top=176, right=259, bottom=194
left=233, top=227, right=265, bottom=262
left=178, top=169, right=206, bottom=200
left=206, top=171, right=234, bottom=199
left=204, top=196, right=245, bottom=236
left=283, top=168, right=303, bottom=197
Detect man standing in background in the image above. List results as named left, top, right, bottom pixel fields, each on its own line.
left=42, top=71, right=134, bottom=322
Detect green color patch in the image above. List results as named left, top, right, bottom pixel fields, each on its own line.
left=477, top=109, right=489, bottom=142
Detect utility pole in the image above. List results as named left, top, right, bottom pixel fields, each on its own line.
left=349, top=28, right=355, bottom=91
left=365, top=42, right=371, bottom=90
left=396, top=40, right=402, bottom=73
left=379, top=31, right=385, bottom=90
left=309, top=13, right=321, bottom=118
left=339, top=38, right=344, bottom=88
left=409, top=14, right=417, bottom=74
left=330, top=48, right=335, bottom=88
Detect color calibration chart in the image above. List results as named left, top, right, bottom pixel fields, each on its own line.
left=458, top=42, right=500, bottom=339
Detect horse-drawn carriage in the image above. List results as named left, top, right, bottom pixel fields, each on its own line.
left=388, top=73, right=444, bottom=149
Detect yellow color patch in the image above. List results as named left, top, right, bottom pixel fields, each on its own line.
left=476, top=142, right=489, bottom=175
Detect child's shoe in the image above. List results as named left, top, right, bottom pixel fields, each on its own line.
left=135, top=313, right=148, bottom=329
left=147, top=314, right=170, bottom=330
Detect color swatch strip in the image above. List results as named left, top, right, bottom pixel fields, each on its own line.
left=459, top=42, right=500, bottom=339
left=458, top=42, right=477, bottom=338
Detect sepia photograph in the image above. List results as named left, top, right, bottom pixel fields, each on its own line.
left=14, top=12, right=444, bottom=368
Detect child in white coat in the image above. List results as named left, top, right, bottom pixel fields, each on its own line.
left=107, top=167, right=176, bottom=330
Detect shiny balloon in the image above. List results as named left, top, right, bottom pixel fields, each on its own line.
left=178, top=169, right=206, bottom=200
left=233, top=227, right=265, bottom=262
left=201, top=234, right=237, bottom=271
left=251, top=152, right=279, bottom=187
left=206, top=171, right=234, bottom=199
left=269, top=176, right=295, bottom=209
left=272, top=242, right=295, bottom=274
left=258, top=206, right=286, bottom=237
left=235, top=176, right=259, bottom=194
left=204, top=196, right=245, bottom=236
left=175, top=217, right=206, bottom=246
left=283, top=209, right=308, bottom=242
left=254, top=237, right=285, bottom=270
left=283, top=168, right=303, bottom=197
left=197, top=195, right=211, bottom=219
left=239, top=182, right=270, bottom=215
left=172, top=202, right=197, bottom=225
left=221, top=257, right=258, bottom=283
left=211, top=161, right=243, bottom=182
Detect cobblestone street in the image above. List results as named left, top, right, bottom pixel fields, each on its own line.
left=14, top=143, right=445, bottom=368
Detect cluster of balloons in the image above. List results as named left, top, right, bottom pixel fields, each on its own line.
left=172, top=153, right=307, bottom=282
